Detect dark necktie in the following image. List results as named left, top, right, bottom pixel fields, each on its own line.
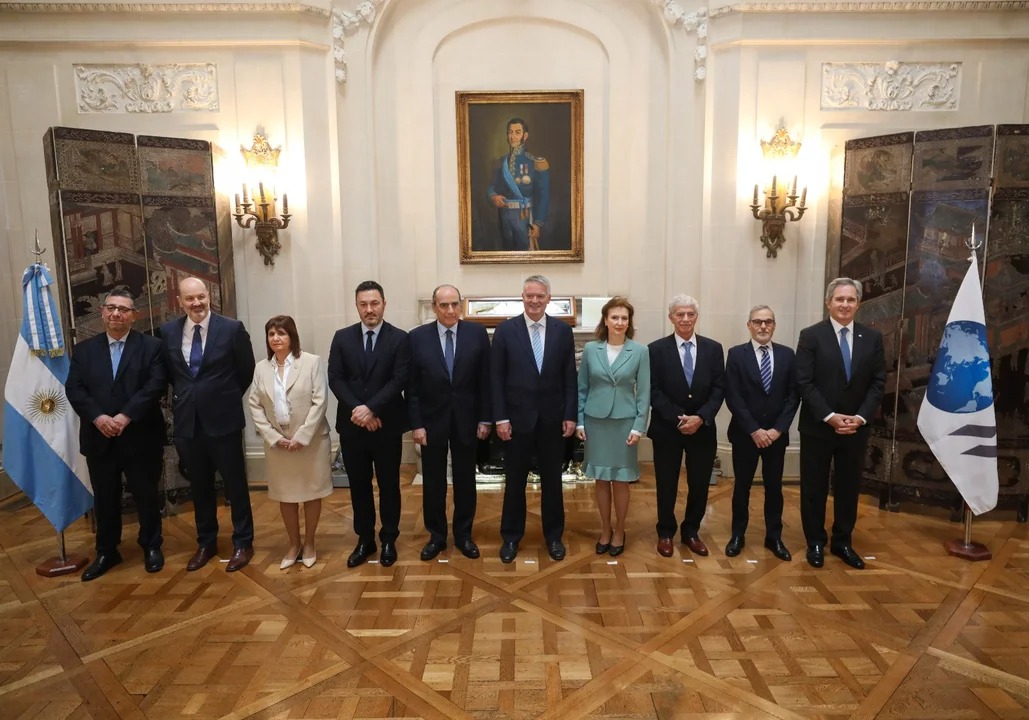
left=759, top=345, right=772, bottom=393
left=188, top=325, right=203, bottom=377
left=839, top=327, right=852, bottom=382
left=111, top=340, right=124, bottom=379
left=682, top=342, right=694, bottom=386
left=444, top=328, right=455, bottom=380
left=365, top=330, right=374, bottom=356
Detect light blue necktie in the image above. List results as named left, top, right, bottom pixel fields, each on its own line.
left=111, top=340, right=124, bottom=379
left=759, top=345, right=772, bottom=393
left=839, top=327, right=852, bottom=382
left=682, top=341, right=694, bottom=386
left=444, top=329, right=455, bottom=380
left=531, top=322, right=543, bottom=373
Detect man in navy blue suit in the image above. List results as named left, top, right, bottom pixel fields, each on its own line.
left=408, top=284, right=491, bottom=561
left=723, top=305, right=799, bottom=561
left=647, top=295, right=725, bottom=558
left=328, top=280, right=410, bottom=568
left=491, top=275, right=576, bottom=563
left=160, top=276, right=256, bottom=572
left=67, top=289, right=168, bottom=581
left=796, top=278, right=885, bottom=570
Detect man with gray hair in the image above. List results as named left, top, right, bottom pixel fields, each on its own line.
left=795, top=278, right=885, bottom=569
left=647, top=295, right=725, bottom=558
left=491, top=274, right=577, bottom=563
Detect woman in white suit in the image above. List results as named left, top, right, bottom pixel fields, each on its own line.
left=249, top=315, right=333, bottom=569
left=576, top=297, right=650, bottom=557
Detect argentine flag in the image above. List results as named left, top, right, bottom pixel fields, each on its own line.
left=2, top=264, right=92, bottom=532
left=916, top=252, right=998, bottom=516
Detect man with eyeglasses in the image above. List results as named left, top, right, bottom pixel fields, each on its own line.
left=66, top=289, right=169, bottom=580
left=723, top=305, right=799, bottom=561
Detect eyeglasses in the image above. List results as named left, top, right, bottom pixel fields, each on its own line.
left=103, top=304, right=134, bottom=314
left=749, top=319, right=775, bottom=327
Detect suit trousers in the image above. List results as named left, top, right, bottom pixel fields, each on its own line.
left=341, top=430, right=402, bottom=544
left=86, top=448, right=163, bottom=554
left=500, top=419, right=566, bottom=545
left=652, top=427, right=717, bottom=540
left=177, top=428, right=254, bottom=550
left=799, top=429, right=868, bottom=548
left=421, top=420, right=477, bottom=544
left=729, top=438, right=786, bottom=539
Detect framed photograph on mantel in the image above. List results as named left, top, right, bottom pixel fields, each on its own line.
left=464, top=297, right=576, bottom=328
left=457, top=90, right=584, bottom=264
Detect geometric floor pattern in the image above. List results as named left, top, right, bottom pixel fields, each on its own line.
left=2, top=465, right=1028, bottom=719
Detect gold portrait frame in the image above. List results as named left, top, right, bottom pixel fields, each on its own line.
left=456, top=90, right=584, bottom=264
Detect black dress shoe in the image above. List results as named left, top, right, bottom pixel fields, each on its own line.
left=347, top=542, right=377, bottom=568
left=806, top=544, right=825, bottom=568
left=499, top=541, right=518, bottom=564
left=547, top=540, right=566, bottom=561
left=595, top=539, right=611, bottom=554
left=455, top=538, right=480, bottom=559
left=420, top=540, right=446, bottom=561
left=725, top=535, right=745, bottom=557
left=81, top=551, right=122, bottom=582
left=380, top=542, right=398, bottom=567
left=608, top=533, right=625, bottom=557
left=830, top=544, right=866, bottom=569
left=144, top=547, right=164, bottom=573
left=764, top=538, right=792, bottom=562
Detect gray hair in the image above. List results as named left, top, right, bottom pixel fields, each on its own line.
left=524, top=274, right=551, bottom=294
left=668, top=294, right=699, bottom=314
left=431, top=284, right=462, bottom=304
left=824, top=277, right=862, bottom=303
left=748, top=304, right=775, bottom=321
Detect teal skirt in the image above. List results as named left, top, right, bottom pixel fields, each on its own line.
left=582, top=415, right=640, bottom=482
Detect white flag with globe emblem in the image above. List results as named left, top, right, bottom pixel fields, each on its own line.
left=916, top=252, right=998, bottom=515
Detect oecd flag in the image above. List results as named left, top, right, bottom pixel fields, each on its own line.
left=916, top=252, right=998, bottom=516
left=2, top=264, right=93, bottom=532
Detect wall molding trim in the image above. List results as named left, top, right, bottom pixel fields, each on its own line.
left=711, top=1, right=1029, bottom=17
left=0, top=2, right=328, bottom=14
left=821, top=61, right=961, bottom=111
left=74, top=62, right=219, bottom=113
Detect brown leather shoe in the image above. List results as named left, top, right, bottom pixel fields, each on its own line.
left=684, top=536, right=709, bottom=556
left=657, top=537, right=674, bottom=557
left=226, top=546, right=254, bottom=572
left=186, top=545, right=217, bottom=572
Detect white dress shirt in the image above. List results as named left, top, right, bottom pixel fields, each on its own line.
left=751, top=340, right=774, bottom=374
left=181, top=314, right=212, bottom=364
left=273, top=354, right=295, bottom=426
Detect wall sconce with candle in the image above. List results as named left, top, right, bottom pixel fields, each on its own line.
left=748, top=126, right=807, bottom=259
left=233, top=131, right=291, bottom=266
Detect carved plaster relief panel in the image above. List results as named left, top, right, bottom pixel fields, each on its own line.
left=74, top=63, right=219, bottom=113
left=821, top=61, right=961, bottom=111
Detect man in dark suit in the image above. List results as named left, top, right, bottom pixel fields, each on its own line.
left=723, top=305, right=799, bottom=561
left=328, top=280, right=410, bottom=568
left=66, top=289, right=168, bottom=581
left=491, top=274, right=576, bottom=563
left=160, top=276, right=256, bottom=572
left=648, top=295, right=725, bottom=558
left=408, top=284, right=491, bottom=561
left=796, top=278, right=886, bottom=569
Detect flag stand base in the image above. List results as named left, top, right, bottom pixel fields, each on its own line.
left=944, top=539, right=992, bottom=562
left=35, top=555, right=88, bottom=577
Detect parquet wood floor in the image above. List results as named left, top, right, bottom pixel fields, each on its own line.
left=1, top=466, right=1027, bottom=719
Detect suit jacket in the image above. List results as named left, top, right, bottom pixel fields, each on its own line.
left=576, top=339, right=650, bottom=434
left=327, top=320, right=410, bottom=437
left=159, top=313, right=256, bottom=439
left=490, top=314, right=576, bottom=430
left=646, top=333, right=725, bottom=442
left=724, top=341, right=799, bottom=445
left=248, top=351, right=331, bottom=447
left=407, top=320, right=491, bottom=444
left=795, top=319, right=886, bottom=438
left=66, top=329, right=167, bottom=457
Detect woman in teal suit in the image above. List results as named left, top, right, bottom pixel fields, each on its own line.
left=576, top=297, right=651, bottom=556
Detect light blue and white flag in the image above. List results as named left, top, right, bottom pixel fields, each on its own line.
left=2, top=264, right=92, bottom=531
left=916, top=252, right=998, bottom=515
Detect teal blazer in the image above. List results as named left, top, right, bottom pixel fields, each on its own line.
left=576, top=339, right=651, bottom=433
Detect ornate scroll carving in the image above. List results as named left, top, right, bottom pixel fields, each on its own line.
left=657, top=1, right=709, bottom=82
left=74, top=63, right=218, bottom=114
left=331, top=0, right=384, bottom=84
left=821, top=62, right=961, bottom=111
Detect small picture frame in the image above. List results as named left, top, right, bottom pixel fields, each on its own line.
left=463, top=297, right=577, bottom=328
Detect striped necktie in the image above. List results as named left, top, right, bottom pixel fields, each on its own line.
left=759, top=345, right=772, bottom=393
left=531, top=322, right=543, bottom=372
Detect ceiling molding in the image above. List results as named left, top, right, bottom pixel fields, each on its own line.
left=0, top=2, right=329, bottom=14
left=710, top=1, right=1029, bottom=17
